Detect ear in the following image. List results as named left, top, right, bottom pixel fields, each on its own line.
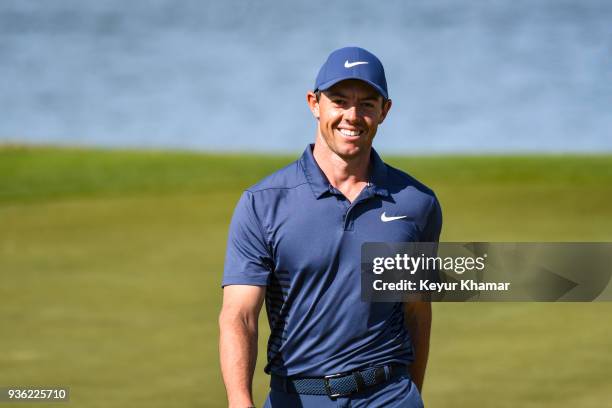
left=306, top=91, right=320, bottom=120
left=378, top=98, right=392, bottom=124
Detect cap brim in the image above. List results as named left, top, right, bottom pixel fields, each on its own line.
left=315, top=77, right=388, bottom=99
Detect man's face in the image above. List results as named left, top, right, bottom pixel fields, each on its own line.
left=307, top=79, right=392, bottom=159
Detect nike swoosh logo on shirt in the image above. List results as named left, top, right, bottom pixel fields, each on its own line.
left=344, top=60, right=369, bottom=68
left=381, top=212, right=408, bottom=222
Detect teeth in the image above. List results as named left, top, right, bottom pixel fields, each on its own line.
left=339, top=129, right=361, bottom=137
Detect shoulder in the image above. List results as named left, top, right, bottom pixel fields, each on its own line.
left=385, top=163, right=438, bottom=203
left=384, top=163, right=443, bottom=238
left=234, top=158, right=310, bottom=232
left=246, top=159, right=308, bottom=195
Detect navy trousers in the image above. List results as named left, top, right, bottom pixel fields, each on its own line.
left=263, top=373, right=424, bottom=408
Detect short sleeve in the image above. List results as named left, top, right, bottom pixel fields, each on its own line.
left=420, top=196, right=443, bottom=243
left=222, top=191, right=273, bottom=287
left=417, top=196, right=443, bottom=292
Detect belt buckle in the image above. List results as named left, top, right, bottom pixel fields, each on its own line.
left=323, top=372, right=352, bottom=398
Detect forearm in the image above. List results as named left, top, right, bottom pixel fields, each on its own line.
left=404, top=301, right=432, bottom=392
left=219, top=312, right=259, bottom=407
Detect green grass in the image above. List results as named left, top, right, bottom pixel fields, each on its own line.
left=1, top=145, right=611, bottom=407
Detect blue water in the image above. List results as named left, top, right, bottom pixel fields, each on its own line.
left=1, top=0, right=611, bottom=153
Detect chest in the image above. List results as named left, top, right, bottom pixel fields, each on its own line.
left=266, top=194, right=423, bottom=272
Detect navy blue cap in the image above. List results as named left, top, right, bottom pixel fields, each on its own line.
left=314, top=46, right=388, bottom=99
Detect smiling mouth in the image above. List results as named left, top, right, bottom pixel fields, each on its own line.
left=338, top=129, right=363, bottom=137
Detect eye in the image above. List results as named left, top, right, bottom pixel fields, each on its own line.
left=361, top=102, right=375, bottom=108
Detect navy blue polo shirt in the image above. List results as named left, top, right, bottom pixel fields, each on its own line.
left=222, top=144, right=442, bottom=377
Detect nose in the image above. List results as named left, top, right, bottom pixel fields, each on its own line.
left=344, top=105, right=360, bottom=122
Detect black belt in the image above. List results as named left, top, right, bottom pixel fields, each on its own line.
left=271, top=364, right=407, bottom=398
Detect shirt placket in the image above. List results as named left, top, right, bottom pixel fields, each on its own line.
left=328, top=185, right=376, bottom=231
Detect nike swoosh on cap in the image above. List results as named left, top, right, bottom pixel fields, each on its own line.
left=380, top=212, right=408, bottom=222
left=344, top=60, right=369, bottom=68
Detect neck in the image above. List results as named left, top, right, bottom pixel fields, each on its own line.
left=312, top=135, right=371, bottom=202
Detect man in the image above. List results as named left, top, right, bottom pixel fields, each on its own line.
left=219, top=46, right=442, bottom=408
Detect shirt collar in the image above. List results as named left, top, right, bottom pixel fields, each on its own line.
left=299, top=144, right=389, bottom=199
left=368, top=148, right=390, bottom=197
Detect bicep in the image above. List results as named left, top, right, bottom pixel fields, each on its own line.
left=220, top=285, right=266, bottom=323
left=403, top=301, right=432, bottom=326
